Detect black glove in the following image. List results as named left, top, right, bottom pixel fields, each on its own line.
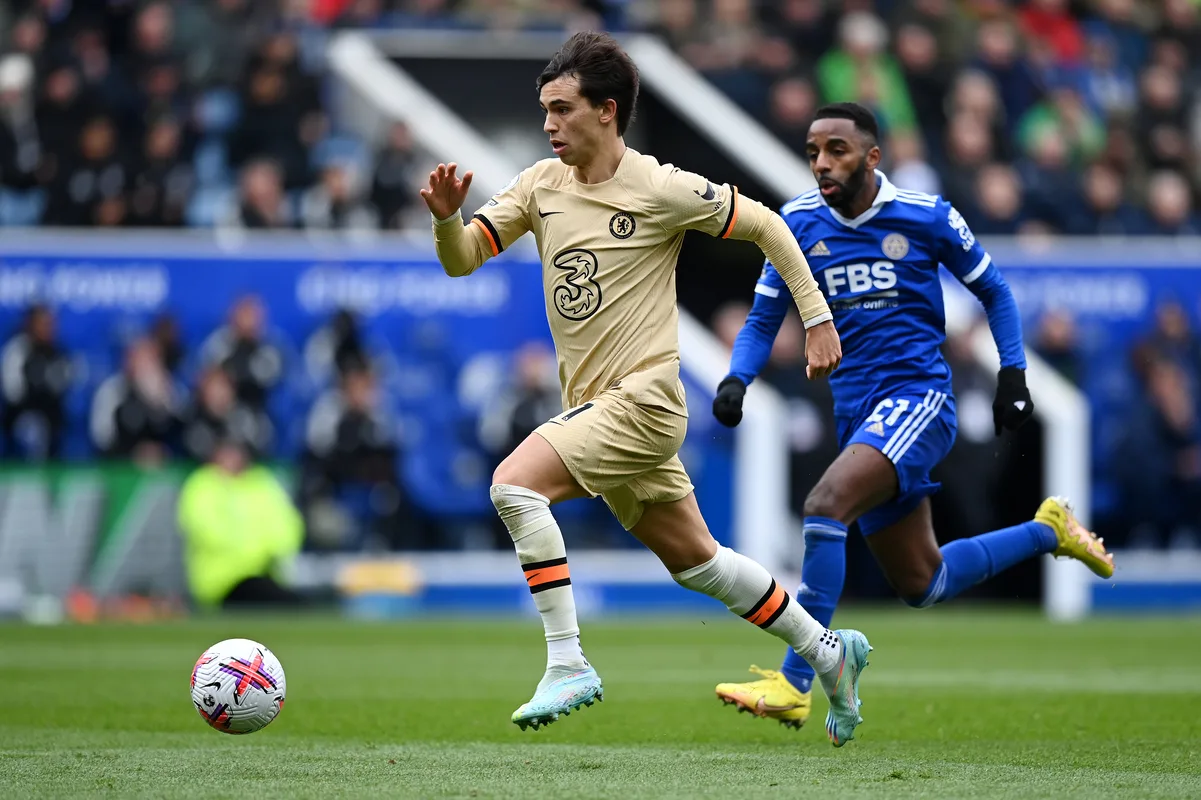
left=993, top=366, right=1034, bottom=436
left=713, top=377, right=747, bottom=428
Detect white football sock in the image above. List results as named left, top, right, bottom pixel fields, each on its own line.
left=671, top=546, right=842, bottom=674
left=491, top=484, right=588, bottom=670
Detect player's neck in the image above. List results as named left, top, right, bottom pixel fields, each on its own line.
left=572, top=140, right=626, bottom=185
left=840, top=179, right=880, bottom=220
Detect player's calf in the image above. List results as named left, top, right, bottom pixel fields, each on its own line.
left=491, top=483, right=588, bottom=670
left=492, top=482, right=606, bottom=731
left=670, top=546, right=844, bottom=668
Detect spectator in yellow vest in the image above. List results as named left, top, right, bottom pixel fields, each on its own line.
left=178, top=437, right=305, bottom=608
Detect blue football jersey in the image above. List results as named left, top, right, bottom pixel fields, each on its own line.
left=757, top=171, right=996, bottom=422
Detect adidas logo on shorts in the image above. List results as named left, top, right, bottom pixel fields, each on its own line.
left=866, top=421, right=885, bottom=436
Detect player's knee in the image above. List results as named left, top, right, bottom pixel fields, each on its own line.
left=657, top=536, right=719, bottom=576
left=491, top=459, right=522, bottom=489
left=491, top=453, right=544, bottom=492
left=802, top=483, right=854, bottom=523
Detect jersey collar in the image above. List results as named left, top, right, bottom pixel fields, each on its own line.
left=823, top=170, right=897, bottom=230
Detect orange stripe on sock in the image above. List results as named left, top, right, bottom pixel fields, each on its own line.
left=745, top=582, right=786, bottom=627
left=525, top=563, right=570, bottom=589
left=472, top=217, right=500, bottom=256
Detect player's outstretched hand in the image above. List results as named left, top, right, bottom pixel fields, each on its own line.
left=712, top=377, right=747, bottom=427
left=805, top=320, right=842, bottom=380
left=420, top=162, right=473, bottom=221
left=993, top=366, right=1034, bottom=436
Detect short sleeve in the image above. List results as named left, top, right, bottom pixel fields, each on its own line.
left=470, top=170, right=532, bottom=256
left=935, top=199, right=994, bottom=286
left=754, top=261, right=790, bottom=300
left=654, top=165, right=741, bottom=238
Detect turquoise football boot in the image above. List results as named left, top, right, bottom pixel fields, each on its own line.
left=820, top=629, right=872, bottom=747
left=511, top=665, right=603, bottom=731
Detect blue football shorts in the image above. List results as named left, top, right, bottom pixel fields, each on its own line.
left=835, top=388, right=958, bottom=537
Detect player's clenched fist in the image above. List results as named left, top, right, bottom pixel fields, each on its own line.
left=712, top=377, right=747, bottom=428
left=804, top=320, right=842, bottom=379
left=420, top=162, right=474, bottom=221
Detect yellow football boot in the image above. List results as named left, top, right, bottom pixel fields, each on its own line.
left=715, top=666, right=812, bottom=730
left=1035, top=496, right=1115, bottom=578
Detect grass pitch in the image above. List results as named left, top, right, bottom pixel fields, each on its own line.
left=1, top=607, right=1199, bottom=799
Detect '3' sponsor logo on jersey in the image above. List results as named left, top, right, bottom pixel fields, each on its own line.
left=822, top=261, right=897, bottom=296
left=552, top=248, right=602, bottom=321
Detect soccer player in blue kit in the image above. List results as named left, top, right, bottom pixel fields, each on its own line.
left=712, top=103, right=1115, bottom=736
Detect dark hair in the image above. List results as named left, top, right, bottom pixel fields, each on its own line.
left=812, top=102, right=880, bottom=145
left=537, top=32, right=640, bottom=135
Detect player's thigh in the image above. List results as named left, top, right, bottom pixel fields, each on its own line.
left=810, top=390, right=955, bottom=525
left=628, top=488, right=717, bottom=575
left=804, top=443, right=898, bottom=524
left=493, top=430, right=588, bottom=504
left=528, top=393, right=685, bottom=504
left=862, top=498, right=943, bottom=600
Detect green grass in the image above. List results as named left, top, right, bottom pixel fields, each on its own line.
left=1, top=608, right=1200, bottom=798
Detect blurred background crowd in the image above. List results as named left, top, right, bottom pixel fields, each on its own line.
left=3, top=0, right=1201, bottom=232
left=1, top=1, right=1199, bottom=585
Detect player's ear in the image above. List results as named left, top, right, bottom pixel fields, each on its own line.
left=865, top=144, right=882, bottom=171
left=597, top=98, right=618, bottom=126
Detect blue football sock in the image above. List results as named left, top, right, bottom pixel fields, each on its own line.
left=780, top=517, right=847, bottom=693
left=914, top=521, right=1058, bottom=607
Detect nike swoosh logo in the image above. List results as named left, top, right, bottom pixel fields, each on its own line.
left=538, top=209, right=562, bottom=218
left=756, top=698, right=803, bottom=713
left=695, top=182, right=716, bottom=201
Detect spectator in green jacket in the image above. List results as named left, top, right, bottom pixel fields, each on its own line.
left=1017, top=81, right=1106, bottom=167
left=817, top=11, right=918, bottom=136
left=178, top=437, right=305, bottom=608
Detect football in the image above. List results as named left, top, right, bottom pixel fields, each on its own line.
left=190, top=638, right=287, bottom=735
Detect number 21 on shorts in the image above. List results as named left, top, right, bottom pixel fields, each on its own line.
left=864, top=398, right=910, bottom=430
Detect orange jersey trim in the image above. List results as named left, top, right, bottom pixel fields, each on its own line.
left=720, top=186, right=740, bottom=239
left=472, top=216, right=500, bottom=256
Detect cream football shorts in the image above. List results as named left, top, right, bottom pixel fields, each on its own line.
left=535, top=385, right=694, bottom=530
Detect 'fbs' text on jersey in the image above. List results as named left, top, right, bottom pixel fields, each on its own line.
left=757, top=171, right=995, bottom=422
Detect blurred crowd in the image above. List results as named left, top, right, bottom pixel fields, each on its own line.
left=0, top=0, right=426, bottom=229
left=0, top=295, right=601, bottom=552
left=642, top=0, right=1201, bottom=235
left=5, top=1, right=1201, bottom=232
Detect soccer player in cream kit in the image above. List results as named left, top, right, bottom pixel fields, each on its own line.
left=422, top=32, right=870, bottom=745
left=711, top=103, right=1116, bottom=731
